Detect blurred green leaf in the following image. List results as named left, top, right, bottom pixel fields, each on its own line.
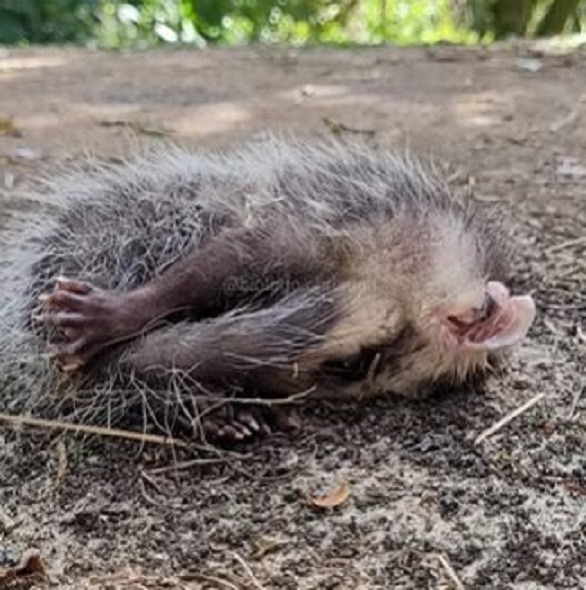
left=0, top=1, right=582, bottom=48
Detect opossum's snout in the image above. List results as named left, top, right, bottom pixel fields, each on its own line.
left=444, top=281, right=536, bottom=352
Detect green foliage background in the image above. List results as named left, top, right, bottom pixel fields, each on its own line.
left=0, top=0, right=583, bottom=47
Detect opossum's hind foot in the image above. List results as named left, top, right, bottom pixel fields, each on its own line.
left=202, top=406, right=272, bottom=443
left=36, top=277, right=151, bottom=370
left=200, top=405, right=301, bottom=445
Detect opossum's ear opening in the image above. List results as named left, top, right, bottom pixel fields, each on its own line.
left=446, top=281, right=536, bottom=351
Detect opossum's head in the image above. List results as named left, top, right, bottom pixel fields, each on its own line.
left=375, top=208, right=536, bottom=395
left=323, top=206, right=536, bottom=398
left=400, top=278, right=537, bottom=393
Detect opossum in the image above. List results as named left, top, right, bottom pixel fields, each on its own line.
left=0, top=138, right=535, bottom=442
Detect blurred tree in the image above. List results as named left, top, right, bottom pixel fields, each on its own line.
left=0, top=0, right=97, bottom=43
left=493, top=0, right=536, bottom=38
left=536, top=0, right=581, bottom=36
left=0, top=0, right=582, bottom=47
left=0, top=0, right=40, bottom=43
left=467, top=0, right=583, bottom=39
left=186, top=0, right=359, bottom=44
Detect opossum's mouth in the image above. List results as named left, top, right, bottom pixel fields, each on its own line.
left=446, top=281, right=536, bottom=352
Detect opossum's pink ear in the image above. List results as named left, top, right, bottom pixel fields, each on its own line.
left=471, top=294, right=535, bottom=350
left=447, top=281, right=536, bottom=352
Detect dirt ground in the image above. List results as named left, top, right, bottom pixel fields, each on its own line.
left=0, top=43, right=585, bottom=589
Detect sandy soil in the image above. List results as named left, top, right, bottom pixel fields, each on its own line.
left=0, top=43, right=584, bottom=589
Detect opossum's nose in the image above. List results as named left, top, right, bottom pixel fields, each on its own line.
left=447, top=290, right=496, bottom=328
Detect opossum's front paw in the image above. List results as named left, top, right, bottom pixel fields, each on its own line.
left=36, top=277, right=148, bottom=371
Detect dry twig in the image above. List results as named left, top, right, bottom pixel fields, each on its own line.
left=0, top=412, right=188, bottom=448
left=231, top=552, right=266, bottom=590
left=475, top=393, right=545, bottom=444
left=545, top=236, right=586, bottom=254
left=567, top=387, right=584, bottom=420
left=435, top=553, right=465, bottom=590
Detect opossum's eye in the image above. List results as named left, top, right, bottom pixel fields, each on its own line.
left=320, top=349, right=379, bottom=382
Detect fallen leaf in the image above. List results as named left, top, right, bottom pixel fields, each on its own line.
left=310, top=480, right=350, bottom=508
left=0, top=550, right=47, bottom=586
left=0, top=117, right=21, bottom=137
left=16, top=551, right=45, bottom=577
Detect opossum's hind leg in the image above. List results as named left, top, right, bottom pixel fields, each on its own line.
left=121, top=290, right=337, bottom=443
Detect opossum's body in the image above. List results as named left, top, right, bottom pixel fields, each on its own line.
left=0, top=139, right=535, bottom=440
